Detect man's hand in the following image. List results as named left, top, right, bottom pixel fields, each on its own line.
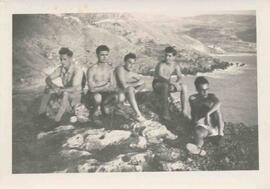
left=54, top=87, right=63, bottom=95
left=170, top=81, right=181, bottom=92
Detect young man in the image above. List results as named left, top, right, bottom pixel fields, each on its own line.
left=38, top=47, right=84, bottom=122
left=152, top=46, right=188, bottom=121
left=186, top=76, right=224, bottom=156
left=86, top=45, right=117, bottom=117
left=115, top=53, right=146, bottom=122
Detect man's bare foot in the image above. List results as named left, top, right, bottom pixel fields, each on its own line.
left=181, top=111, right=189, bottom=118
left=161, top=113, right=171, bottom=121
left=54, top=115, right=62, bottom=123
left=186, top=143, right=206, bottom=156
left=93, top=106, right=102, bottom=117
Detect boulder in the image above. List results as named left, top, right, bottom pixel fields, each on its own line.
left=37, top=125, right=75, bottom=139
left=62, top=129, right=132, bottom=152
left=63, top=134, right=84, bottom=149
left=60, top=149, right=92, bottom=159
left=77, top=159, right=100, bottom=173
left=96, top=151, right=154, bottom=172
left=161, top=161, right=195, bottom=171
left=153, top=145, right=181, bottom=162
left=130, top=136, right=147, bottom=149
left=101, top=130, right=132, bottom=146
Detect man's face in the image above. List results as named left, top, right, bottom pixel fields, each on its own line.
left=165, top=52, right=175, bottom=64
left=60, top=54, right=72, bottom=69
left=197, top=83, right=209, bottom=98
left=124, top=58, right=136, bottom=71
left=97, top=50, right=109, bottom=63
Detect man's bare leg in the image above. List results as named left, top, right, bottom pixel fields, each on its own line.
left=125, top=87, right=145, bottom=121
left=39, top=93, right=52, bottom=115
left=180, top=83, right=188, bottom=116
left=195, top=126, right=208, bottom=148
left=54, top=92, right=70, bottom=122
left=216, top=108, right=225, bottom=136
left=92, top=93, right=102, bottom=116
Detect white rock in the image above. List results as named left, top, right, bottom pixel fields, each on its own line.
left=64, top=134, right=84, bottom=149
left=60, top=149, right=91, bottom=159
left=162, top=161, right=186, bottom=171
left=130, top=136, right=147, bottom=149
left=78, top=159, right=99, bottom=173
left=101, top=130, right=132, bottom=146
left=70, top=116, right=78, bottom=123
left=55, top=125, right=75, bottom=132
left=96, top=152, right=153, bottom=172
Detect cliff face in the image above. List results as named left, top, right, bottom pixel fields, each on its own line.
left=13, top=13, right=256, bottom=89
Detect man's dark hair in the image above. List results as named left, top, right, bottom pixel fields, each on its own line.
left=124, top=53, right=136, bottom=62
left=165, top=46, right=177, bottom=56
left=96, top=45, right=110, bottom=55
left=194, top=76, right=209, bottom=89
left=59, top=47, right=73, bottom=57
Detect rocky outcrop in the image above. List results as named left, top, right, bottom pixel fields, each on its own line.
left=62, top=129, right=132, bottom=153
left=37, top=125, right=75, bottom=139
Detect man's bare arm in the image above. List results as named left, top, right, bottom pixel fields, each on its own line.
left=207, top=95, right=221, bottom=116
left=116, top=67, right=128, bottom=89
left=87, top=66, right=111, bottom=92
left=189, top=95, right=198, bottom=123
left=61, top=67, right=84, bottom=93
left=45, top=67, right=61, bottom=90
left=175, top=64, right=182, bottom=83
left=205, top=95, right=221, bottom=125
left=157, top=64, right=170, bottom=81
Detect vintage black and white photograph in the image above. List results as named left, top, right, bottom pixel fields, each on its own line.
left=12, top=10, right=258, bottom=173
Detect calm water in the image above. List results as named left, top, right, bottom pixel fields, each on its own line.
left=143, top=55, right=258, bottom=126
left=183, top=55, right=258, bottom=126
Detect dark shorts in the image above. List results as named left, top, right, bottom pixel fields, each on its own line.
left=84, top=91, right=118, bottom=107
left=152, top=78, right=182, bottom=93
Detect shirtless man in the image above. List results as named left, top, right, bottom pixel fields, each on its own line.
left=86, top=45, right=117, bottom=117
left=186, top=76, right=224, bottom=156
left=38, top=47, right=84, bottom=122
left=152, top=46, right=188, bottom=121
left=115, top=53, right=146, bottom=122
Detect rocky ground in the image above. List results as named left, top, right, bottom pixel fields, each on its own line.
left=12, top=90, right=258, bottom=173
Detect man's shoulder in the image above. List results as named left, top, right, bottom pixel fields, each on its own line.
left=73, top=63, right=83, bottom=72
left=87, top=63, right=99, bottom=72
left=208, top=93, right=219, bottom=101
left=189, top=94, right=199, bottom=101
left=115, top=65, right=124, bottom=71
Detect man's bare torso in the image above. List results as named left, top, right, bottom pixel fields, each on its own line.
left=90, top=63, right=113, bottom=86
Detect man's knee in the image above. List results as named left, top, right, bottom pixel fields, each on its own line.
left=62, top=91, right=70, bottom=97
left=195, top=126, right=208, bottom=139
left=118, top=92, right=125, bottom=103
left=93, top=93, right=102, bottom=104
left=180, top=83, right=187, bottom=93
left=126, top=86, right=135, bottom=93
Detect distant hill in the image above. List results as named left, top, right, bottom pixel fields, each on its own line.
left=182, top=14, right=256, bottom=53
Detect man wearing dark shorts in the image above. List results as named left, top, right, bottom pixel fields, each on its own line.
left=115, top=53, right=146, bottom=122
left=86, top=45, right=118, bottom=117
left=152, top=46, right=188, bottom=120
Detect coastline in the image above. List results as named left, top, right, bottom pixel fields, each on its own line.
left=210, top=52, right=257, bottom=57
